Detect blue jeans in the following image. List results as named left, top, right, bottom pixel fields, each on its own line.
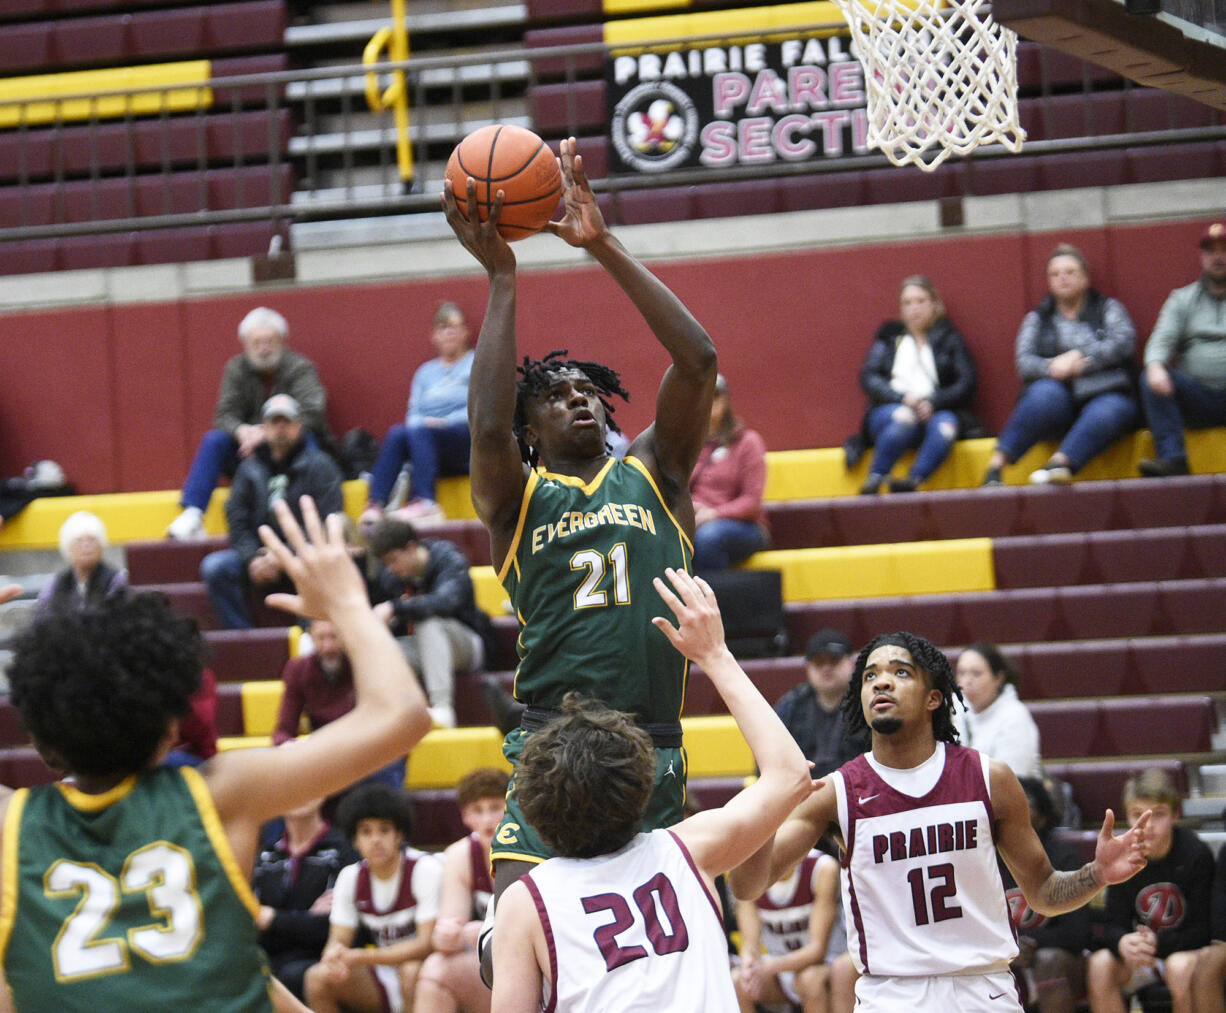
left=1140, top=368, right=1226, bottom=462
left=367, top=420, right=470, bottom=504
left=180, top=429, right=321, bottom=511
left=866, top=403, right=960, bottom=482
left=201, top=548, right=253, bottom=629
left=995, top=378, right=1137, bottom=472
left=692, top=518, right=769, bottom=571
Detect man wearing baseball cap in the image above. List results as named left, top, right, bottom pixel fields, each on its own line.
left=201, top=394, right=345, bottom=628
left=1138, top=222, right=1226, bottom=477
left=772, top=628, right=860, bottom=779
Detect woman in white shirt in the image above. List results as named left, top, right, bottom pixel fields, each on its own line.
left=849, top=275, right=982, bottom=495
left=953, top=640, right=1043, bottom=779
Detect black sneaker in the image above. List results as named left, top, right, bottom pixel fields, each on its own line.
left=981, top=466, right=1003, bottom=487
left=888, top=476, right=919, bottom=493
left=1138, top=457, right=1189, bottom=478
left=859, top=472, right=884, bottom=495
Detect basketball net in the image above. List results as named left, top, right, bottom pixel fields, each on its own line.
left=831, top=0, right=1026, bottom=170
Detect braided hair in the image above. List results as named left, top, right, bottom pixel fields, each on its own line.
left=513, top=350, right=630, bottom=467
left=839, top=631, right=964, bottom=745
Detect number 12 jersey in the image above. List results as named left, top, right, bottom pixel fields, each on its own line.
left=833, top=742, right=1018, bottom=977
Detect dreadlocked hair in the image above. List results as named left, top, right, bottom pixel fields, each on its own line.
left=839, top=631, right=964, bottom=745
left=513, top=350, right=630, bottom=467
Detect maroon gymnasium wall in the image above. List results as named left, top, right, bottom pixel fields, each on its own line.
left=0, top=218, right=1205, bottom=493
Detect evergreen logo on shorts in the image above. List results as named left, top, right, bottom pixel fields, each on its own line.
left=611, top=82, right=700, bottom=173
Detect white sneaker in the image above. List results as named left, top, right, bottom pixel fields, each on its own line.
left=427, top=705, right=456, bottom=729
left=1028, top=465, right=1072, bottom=486
left=390, top=498, right=445, bottom=524
left=167, top=506, right=205, bottom=540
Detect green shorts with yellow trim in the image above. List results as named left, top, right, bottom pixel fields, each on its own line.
left=489, top=725, right=687, bottom=865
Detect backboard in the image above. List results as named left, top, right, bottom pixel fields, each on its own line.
left=994, top=0, right=1226, bottom=110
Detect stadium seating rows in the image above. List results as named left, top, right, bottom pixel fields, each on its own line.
left=0, top=0, right=286, bottom=73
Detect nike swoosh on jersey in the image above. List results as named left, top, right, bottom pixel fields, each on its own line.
left=989, top=992, right=1007, bottom=1000
left=858, top=794, right=879, bottom=804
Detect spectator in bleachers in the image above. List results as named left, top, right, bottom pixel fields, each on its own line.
left=1138, top=222, right=1226, bottom=478
left=272, top=619, right=354, bottom=746
left=201, top=394, right=344, bottom=629
left=415, top=767, right=509, bottom=1013
left=774, top=628, right=861, bottom=779
left=1188, top=841, right=1226, bottom=1012
left=980, top=245, right=1138, bottom=487
left=953, top=640, right=1042, bottom=780
left=168, top=307, right=337, bottom=541
left=849, top=275, right=982, bottom=495
left=360, top=302, right=474, bottom=530
left=689, top=372, right=770, bottom=570
left=252, top=795, right=358, bottom=1001
left=1086, top=768, right=1213, bottom=1013
left=733, top=844, right=850, bottom=1013
left=368, top=517, right=492, bottom=730
left=35, top=510, right=127, bottom=615
left=164, top=667, right=219, bottom=768
left=306, top=783, right=440, bottom=1013
left=1002, top=777, right=1092, bottom=1013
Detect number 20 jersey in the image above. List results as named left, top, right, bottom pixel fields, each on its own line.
left=834, top=743, right=1017, bottom=977
left=523, top=829, right=738, bottom=1013
left=499, top=456, right=693, bottom=722
left=0, top=766, right=273, bottom=1013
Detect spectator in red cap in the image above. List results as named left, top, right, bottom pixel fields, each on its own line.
left=1138, top=222, right=1226, bottom=477
left=773, top=628, right=861, bottom=778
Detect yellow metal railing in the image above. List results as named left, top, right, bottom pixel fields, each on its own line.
left=363, top=0, right=414, bottom=185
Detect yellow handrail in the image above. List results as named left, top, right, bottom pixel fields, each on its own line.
left=362, top=0, right=413, bottom=184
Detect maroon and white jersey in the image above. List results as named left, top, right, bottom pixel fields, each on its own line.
left=755, top=850, right=847, bottom=961
left=331, top=847, right=441, bottom=948
left=467, top=833, right=495, bottom=921
left=522, top=829, right=738, bottom=1013
left=834, top=743, right=1016, bottom=977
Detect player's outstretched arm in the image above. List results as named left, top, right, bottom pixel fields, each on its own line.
left=491, top=881, right=546, bottom=1013
left=994, top=759, right=1150, bottom=916
left=653, top=569, right=813, bottom=878
left=728, top=790, right=834, bottom=901
left=205, top=499, right=432, bottom=839
left=547, top=138, right=717, bottom=492
left=442, top=176, right=524, bottom=562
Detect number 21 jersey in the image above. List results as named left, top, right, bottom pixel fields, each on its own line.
left=499, top=456, right=693, bottom=723
left=834, top=743, right=1017, bottom=977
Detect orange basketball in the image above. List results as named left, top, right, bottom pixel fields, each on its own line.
left=445, top=124, right=562, bottom=241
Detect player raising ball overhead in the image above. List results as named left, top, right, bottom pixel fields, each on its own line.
left=441, top=137, right=718, bottom=915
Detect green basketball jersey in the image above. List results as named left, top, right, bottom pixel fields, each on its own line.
left=499, top=456, right=694, bottom=723
left=0, top=766, right=275, bottom=1013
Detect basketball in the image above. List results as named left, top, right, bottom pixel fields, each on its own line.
left=445, top=124, right=562, bottom=241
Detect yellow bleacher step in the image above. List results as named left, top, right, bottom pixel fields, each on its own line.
left=219, top=714, right=755, bottom=788
left=742, top=538, right=995, bottom=601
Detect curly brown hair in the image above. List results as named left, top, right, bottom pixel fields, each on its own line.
left=456, top=766, right=510, bottom=809
left=514, top=693, right=655, bottom=858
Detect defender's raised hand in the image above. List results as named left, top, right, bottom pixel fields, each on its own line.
left=652, top=567, right=728, bottom=670
left=258, top=497, right=367, bottom=621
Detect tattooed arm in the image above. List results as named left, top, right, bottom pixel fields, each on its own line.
left=993, top=760, right=1151, bottom=917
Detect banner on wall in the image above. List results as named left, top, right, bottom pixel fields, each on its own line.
left=606, top=34, right=870, bottom=174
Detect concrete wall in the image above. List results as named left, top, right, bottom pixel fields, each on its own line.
left=0, top=204, right=1211, bottom=494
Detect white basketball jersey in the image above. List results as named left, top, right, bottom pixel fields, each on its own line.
left=756, top=850, right=848, bottom=962
left=834, top=743, right=1017, bottom=977
left=523, top=829, right=738, bottom=1013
